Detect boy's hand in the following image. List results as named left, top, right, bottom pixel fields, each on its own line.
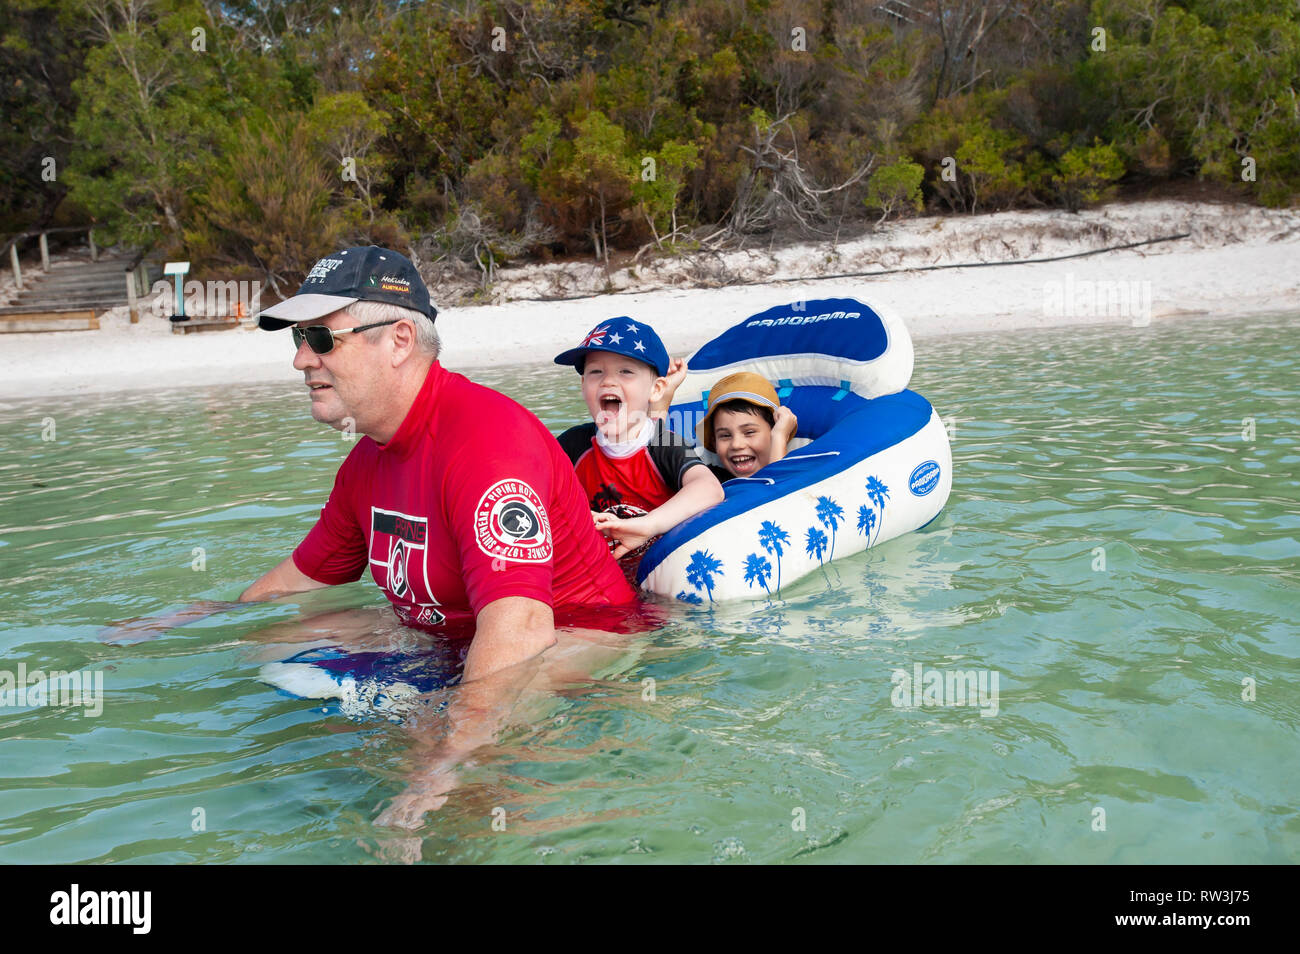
left=592, top=511, right=657, bottom=560
left=651, top=357, right=689, bottom=419
left=664, top=357, right=689, bottom=390
left=773, top=406, right=799, bottom=441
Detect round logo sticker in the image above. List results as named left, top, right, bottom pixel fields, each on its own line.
left=909, top=460, right=941, bottom=496
left=475, top=480, right=553, bottom=563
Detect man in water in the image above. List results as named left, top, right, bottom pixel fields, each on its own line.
left=109, top=246, right=638, bottom=827
left=244, top=245, right=632, bottom=632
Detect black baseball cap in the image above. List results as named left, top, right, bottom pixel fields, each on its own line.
left=257, top=246, right=437, bottom=330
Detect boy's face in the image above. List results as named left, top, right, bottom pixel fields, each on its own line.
left=580, top=352, right=666, bottom=440
left=712, top=407, right=775, bottom=477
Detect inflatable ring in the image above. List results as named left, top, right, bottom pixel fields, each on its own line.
left=638, top=297, right=952, bottom=602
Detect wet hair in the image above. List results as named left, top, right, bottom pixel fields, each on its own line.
left=714, top=399, right=775, bottom=428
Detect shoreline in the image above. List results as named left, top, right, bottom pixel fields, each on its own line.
left=1, top=199, right=1296, bottom=402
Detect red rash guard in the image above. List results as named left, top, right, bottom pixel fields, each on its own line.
left=557, top=420, right=704, bottom=515
left=292, top=361, right=636, bottom=633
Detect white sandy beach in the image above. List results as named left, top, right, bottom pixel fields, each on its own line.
left=1, top=198, right=1297, bottom=401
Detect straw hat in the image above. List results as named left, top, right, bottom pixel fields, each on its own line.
left=697, top=371, right=781, bottom=452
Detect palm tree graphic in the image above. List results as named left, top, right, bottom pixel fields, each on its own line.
left=864, top=475, right=890, bottom=545
left=685, top=549, right=724, bottom=602
left=805, top=526, right=829, bottom=565
left=743, top=553, right=773, bottom=595
left=758, top=520, right=791, bottom=594
left=815, top=495, right=845, bottom=560
left=856, top=504, right=876, bottom=542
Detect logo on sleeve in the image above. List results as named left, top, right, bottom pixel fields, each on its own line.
left=475, top=479, right=553, bottom=563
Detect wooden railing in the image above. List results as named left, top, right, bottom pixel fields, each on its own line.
left=3, top=225, right=155, bottom=322
left=1, top=225, right=104, bottom=290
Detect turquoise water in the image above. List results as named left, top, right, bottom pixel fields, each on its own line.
left=1, top=312, right=1297, bottom=863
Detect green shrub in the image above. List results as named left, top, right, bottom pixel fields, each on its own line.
left=1051, top=139, right=1126, bottom=211
left=865, top=158, right=925, bottom=222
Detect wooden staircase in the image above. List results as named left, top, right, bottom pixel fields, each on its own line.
left=1, top=228, right=156, bottom=333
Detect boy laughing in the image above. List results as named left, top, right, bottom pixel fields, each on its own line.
left=555, top=318, right=724, bottom=561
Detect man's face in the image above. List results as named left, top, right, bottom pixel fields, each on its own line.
left=292, top=308, right=385, bottom=432
left=580, top=352, right=665, bottom=441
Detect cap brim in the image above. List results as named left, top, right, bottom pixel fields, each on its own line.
left=553, top=346, right=590, bottom=369
left=256, top=294, right=360, bottom=330
left=710, top=389, right=777, bottom=410
left=698, top=390, right=778, bottom=452
left=552, top=345, right=666, bottom=376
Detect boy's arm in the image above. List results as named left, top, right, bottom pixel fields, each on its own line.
left=650, top=357, right=689, bottom=418
left=768, top=406, right=799, bottom=464
left=594, top=465, right=723, bottom=558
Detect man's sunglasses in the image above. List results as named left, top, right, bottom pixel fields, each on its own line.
left=292, top=320, right=398, bottom=355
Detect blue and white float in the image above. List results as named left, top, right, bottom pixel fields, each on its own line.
left=638, top=297, right=952, bottom=602
left=261, top=645, right=459, bottom=721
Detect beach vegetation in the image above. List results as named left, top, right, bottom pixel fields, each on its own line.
left=4, top=0, right=1296, bottom=281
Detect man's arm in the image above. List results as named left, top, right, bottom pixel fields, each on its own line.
left=99, top=556, right=331, bottom=644
left=376, top=596, right=556, bottom=829
left=239, top=555, right=333, bottom=602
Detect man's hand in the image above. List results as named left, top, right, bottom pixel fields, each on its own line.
left=374, top=757, right=463, bottom=830
left=98, top=556, right=331, bottom=645
left=98, top=599, right=240, bottom=645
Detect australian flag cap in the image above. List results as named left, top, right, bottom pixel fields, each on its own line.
left=553, top=318, right=670, bottom=377
left=257, top=246, right=438, bottom=330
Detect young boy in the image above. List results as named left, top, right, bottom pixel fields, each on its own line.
left=554, top=318, right=724, bottom=561
left=695, top=371, right=799, bottom=481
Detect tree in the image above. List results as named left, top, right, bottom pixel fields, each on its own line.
left=66, top=0, right=266, bottom=249
left=923, top=0, right=1018, bottom=101
left=0, top=0, right=93, bottom=230
left=743, top=552, right=773, bottom=595
left=632, top=138, right=704, bottom=246
left=1084, top=0, right=1300, bottom=205
left=187, top=115, right=350, bottom=296
left=304, top=91, right=392, bottom=226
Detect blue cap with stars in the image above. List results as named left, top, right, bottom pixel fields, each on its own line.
left=553, top=317, right=670, bottom=377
